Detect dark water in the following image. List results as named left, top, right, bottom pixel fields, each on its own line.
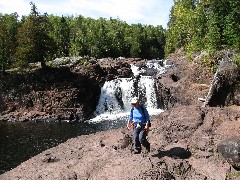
left=0, top=119, right=127, bottom=174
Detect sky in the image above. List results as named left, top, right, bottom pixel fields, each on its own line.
left=0, top=0, right=173, bottom=29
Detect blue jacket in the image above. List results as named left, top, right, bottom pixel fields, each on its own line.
left=129, top=105, right=150, bottom=124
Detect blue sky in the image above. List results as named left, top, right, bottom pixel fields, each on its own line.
left=0, top=0, right=173, bottom=29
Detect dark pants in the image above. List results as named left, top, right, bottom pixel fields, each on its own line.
left=133, top=124, right=150, bottom=151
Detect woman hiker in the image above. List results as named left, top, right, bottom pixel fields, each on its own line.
left=127, top=97, right=151, bottom=154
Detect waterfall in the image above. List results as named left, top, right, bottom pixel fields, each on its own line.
left=138, top=76, right=158, bottom=110
left=94, top=78, right=134, bottom=115
left=90, top=59, right=168, bottom=122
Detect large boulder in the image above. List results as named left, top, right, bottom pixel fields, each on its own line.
left=217, top=136, right=240, bottom=169
left=204, top=59, right=239, bottom=107
left=156, top=51, right=211, bottom=110
left=156, top=50, right=240, bottom=110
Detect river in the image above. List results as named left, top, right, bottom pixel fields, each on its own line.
left=0, top=118, right=127, bottom=174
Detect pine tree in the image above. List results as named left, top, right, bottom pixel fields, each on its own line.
left=15, top=2, right=55, bottom=68
left=0, top=13, right=18, bottom=72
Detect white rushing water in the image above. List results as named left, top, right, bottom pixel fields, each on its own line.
left=90, top=59, right=168, bottom=122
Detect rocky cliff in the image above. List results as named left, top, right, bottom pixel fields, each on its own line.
left=0, top=58, right=134, bottom=122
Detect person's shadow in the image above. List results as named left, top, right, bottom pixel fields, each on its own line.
left=152, top=147, right=192, bottom=159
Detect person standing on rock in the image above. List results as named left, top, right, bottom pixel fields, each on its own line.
left=127, top=97, right=150, bottom=154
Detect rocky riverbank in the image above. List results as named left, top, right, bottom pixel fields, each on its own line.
left=0, top=50, right=240, bottom=179
left=0, top=106, right=239, bottom=179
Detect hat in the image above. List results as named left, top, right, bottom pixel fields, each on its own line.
left=130, top=97, right=139, bottom=104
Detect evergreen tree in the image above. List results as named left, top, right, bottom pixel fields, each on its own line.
left=0, top=13, right=19, bottom=72
left=59, top=16, right=70, bottom=56
left=141, top=25, right=165, bottom=59
left=15, top=2, right=56, bottom=68
left=49, top=15, right=70, bottom=57
left=222, top=0, right=240, bottom=49
left=165, top=0, right=240, bottom=58
left=106, top=18, right=130, bottom=58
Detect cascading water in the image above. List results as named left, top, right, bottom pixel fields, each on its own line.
left=90, top=59, right=169, bottom=122
left=138, top=76, right=158, bottom=110
left=94, top=78, right=134, bottom=114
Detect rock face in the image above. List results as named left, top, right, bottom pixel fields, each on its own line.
left=155, top=51, right=212, bottom=109
left=0, top=58, right=134, bottom=122
left=0, top=51, right=240, bottom=179
left=156, top=50, right=240, bottom=110
left=204, top=59, right=240, bottom=107
left=0, top=66, right=102, bottom=121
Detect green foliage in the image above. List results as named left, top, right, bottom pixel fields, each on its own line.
left=0, top=13, right=19, bottom=72
left=199, top=53, right=218, bottom=72
left=222, top=0, right=240, bottom=49
left=68, top=15, right=90, bottom=57
left=68, top=16, right=165, bottom=59
left=2, top=0, right=240, bottom=73
left=48, top=15, right=70, bottom=57
left=1, top=2, right=166, bottom=71
left=15, top=2, right=56, bottom=68
left=166, top=0, right=240, bottom=63
left=233, top=54, right=240, bottom=69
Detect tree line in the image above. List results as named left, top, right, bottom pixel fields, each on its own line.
left=166, top=0, right=240, bottom=65
left=0, top=2, right=165, bottom=72
left=0, top=1, right=239, bottom=73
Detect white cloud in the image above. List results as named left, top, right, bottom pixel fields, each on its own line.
left=0, top=0, right=29, bottom=15
left=0, top=0, right=173, bottom=28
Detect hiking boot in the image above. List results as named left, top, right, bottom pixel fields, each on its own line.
left=142, top=144, right=150, bottom=154
left=146, top=144, right=150, bottom=152
left=133, top=149, right=141, bottom=154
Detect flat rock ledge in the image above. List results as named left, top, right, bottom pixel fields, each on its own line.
left=1, top=105, right=240, bottom=180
